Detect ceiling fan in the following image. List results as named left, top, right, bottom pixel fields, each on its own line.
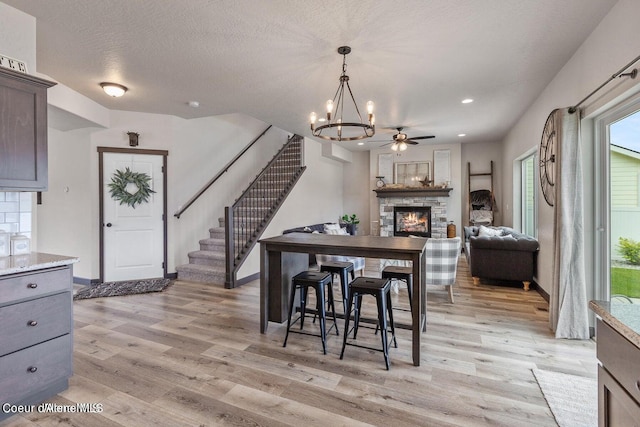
left=377, top=127, right=435, bottom=151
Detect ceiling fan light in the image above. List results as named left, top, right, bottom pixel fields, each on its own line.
left=100, top=82, right=127, bottom=97
left=391, top=143, right=398, bottom=151
left=399, top=142, right=408, bottom=151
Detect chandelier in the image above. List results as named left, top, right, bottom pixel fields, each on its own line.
left=309, top=46, right=375, bottom=141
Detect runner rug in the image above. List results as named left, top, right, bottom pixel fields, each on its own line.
left=73, top=278, right=172, bottom=300
left=532, top=368, right=597, bottom=427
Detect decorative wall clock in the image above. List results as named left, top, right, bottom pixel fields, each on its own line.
left=539, top=109, right=558, bottom=207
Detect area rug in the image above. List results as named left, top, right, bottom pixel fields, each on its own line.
left=73, top=278, right=172, bottom=300
left=532, top=368, right=597, bottom=427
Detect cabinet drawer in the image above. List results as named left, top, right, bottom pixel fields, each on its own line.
left=0, top=292, right=72, bottom=357
left=0, top=267, right=71, bottom=305
left=0, top=334, right=72, bottom=405
left=596, top=318, right=640, bottom=404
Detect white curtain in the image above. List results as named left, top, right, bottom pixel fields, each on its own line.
left=550, top=108, right=590, bottom=339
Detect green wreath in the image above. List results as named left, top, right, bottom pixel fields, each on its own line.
left=108, top=167, right=156, bottom=208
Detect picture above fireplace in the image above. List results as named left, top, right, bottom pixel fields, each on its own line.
left=393, top=206, right=431, bottom=237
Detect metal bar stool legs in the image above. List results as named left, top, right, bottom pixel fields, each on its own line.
left=283, top=271, right=337, bottom=354
left=340, top=277, right=397, bottom=370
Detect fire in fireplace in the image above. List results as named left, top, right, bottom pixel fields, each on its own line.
left=393, top=206, right=431, bottom=237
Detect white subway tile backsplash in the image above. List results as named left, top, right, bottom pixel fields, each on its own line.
left=4, top=213, right=18, bottom=223
left=4, top=192, right=19, bottom=202
left=0, top=192, right=33, bottom=236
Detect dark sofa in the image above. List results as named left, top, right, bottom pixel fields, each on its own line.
left=463, top=226, right=539, bottom=291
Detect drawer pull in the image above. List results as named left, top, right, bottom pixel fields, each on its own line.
left=27, top=283, right=38, bottom=289
left=27, top=320, right=38, bottom=327
left=27, top=366, right=38, bottom=373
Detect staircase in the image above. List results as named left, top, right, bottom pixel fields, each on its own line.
left=175, top=223, right=227, bottom=284
left=176, top=135, right=305, bottom=286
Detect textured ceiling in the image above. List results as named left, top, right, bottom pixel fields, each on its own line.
left=4, top=0, right=617, bottom=149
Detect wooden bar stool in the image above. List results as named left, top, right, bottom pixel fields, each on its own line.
left=319, top=260, right=354, bottom=315
left=283, top=271, right=338, bottom=354
left=340, top=277, right=397, bottom=370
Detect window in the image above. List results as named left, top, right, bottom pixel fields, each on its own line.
left=594, top=95, right=640, bottom=302
left=521, top=153, right=537, bottom=237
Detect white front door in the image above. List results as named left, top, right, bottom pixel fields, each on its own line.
left=103, top=152, right=164, bottom=282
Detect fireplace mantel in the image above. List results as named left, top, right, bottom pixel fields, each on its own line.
left=374, top=187, right=452, bottom=198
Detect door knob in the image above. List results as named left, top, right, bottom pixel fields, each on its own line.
left=105, top=223, right=112, bottom=227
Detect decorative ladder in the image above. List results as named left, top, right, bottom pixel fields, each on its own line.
left=176, top=135, right=305, bottom=287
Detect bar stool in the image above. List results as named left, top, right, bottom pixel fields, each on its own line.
left=283, top=271, right=338, bottom=354
left=319, top=260, right=354, bottom=315
left=381, top=265, right=413, bottom=312
left=340, top=277, right=397, bottom=370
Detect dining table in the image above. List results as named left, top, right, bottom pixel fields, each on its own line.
left=259, top=232, right=428, bottom=366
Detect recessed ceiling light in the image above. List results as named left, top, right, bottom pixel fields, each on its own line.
left=458, top=133, right=466, bottom=137
left=100, top=82, right=127, bottom=97
left=318, top=118, right=326, bottom=122
left=357, top=142, right=364, bottom=146
left=461, top=98, right=474, bottom=104
left=188, top=101, right=200, bottom=108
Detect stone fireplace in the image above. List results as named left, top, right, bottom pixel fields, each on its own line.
left=393, top=206, right=431, bottom=237
left=376, top=191, right=450, bottom=239
left=375, top=188, right=451, bottom=270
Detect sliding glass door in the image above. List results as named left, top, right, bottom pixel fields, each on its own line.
left=596, top=97, right=640, bottom=303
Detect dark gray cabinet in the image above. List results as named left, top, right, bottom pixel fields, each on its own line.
left=596, top=318, right=640, bottom=427
left=0, top=67, right=55, bottom=191
left=0, top=265, right=73, bottom=421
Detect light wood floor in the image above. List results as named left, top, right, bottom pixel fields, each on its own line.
left=2, top=257, right=597, bottom=427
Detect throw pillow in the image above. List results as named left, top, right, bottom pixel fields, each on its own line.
left=323, top=223, right=341, bottom=233
left=478, top=225, right=503, bottom=237
left=324, top=223, right=349, bottom=235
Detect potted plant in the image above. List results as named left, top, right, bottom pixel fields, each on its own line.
left=341, top=214, right=360, bottom=235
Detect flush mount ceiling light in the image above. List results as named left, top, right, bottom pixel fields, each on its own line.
left=309, top=46, right=375, bottom=141
left=100, top=82, right=128, bottom=97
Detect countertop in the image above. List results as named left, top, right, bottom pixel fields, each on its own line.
left=590, top=300, right=640, bottom=350
left=0, top=252, right=79, bottom=276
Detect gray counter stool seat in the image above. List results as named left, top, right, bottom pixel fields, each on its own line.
left=319, top=260, right=354, bottom=315
left=340, top=277, right=397, bottom=370
left=283, top=271, right=338, bottom=354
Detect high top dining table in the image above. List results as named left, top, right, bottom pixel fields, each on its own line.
left=259, top=232, right=427, bottom=366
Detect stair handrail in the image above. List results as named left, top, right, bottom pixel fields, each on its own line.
left=174, top=125, right=272, bottom=219
left=231, top=134, right=302, bottom=207
left=225, top=134, right=305, bottom=287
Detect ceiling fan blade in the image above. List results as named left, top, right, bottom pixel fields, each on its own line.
left=408, top=135, right=436, bottom=140
left=406, top=140, right=419, bottom=145
left=380, top=142, right=393, bottom=147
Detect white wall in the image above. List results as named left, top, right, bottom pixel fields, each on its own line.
left=368, top=144, right=463, bottom=236
left=0, top=3, right=36, bottom=71
left=37, top=128, right=94, bottom=277
left=501, top=0, right=640, bottom=296
left=343, top=151, right=370, bottom=234
left=40, top=107, right=311, bottom=281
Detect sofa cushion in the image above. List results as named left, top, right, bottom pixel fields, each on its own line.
left=470, top=234, right=538, bottom=252
left=478, top=225, right=503, bottom=237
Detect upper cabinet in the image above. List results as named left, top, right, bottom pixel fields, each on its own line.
left=0, top=67, right=56, bottom=191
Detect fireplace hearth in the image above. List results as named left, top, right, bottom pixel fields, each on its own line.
left=394, top=206, right=431, bottom=237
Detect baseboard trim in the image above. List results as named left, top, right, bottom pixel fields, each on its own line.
left=237, top=272, right=260, bottom=286
left=536, top=282, right=549, bottom=302
left=73, top=277, right=100, bottom=286
left=166, top=272, right=177, bottom=280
